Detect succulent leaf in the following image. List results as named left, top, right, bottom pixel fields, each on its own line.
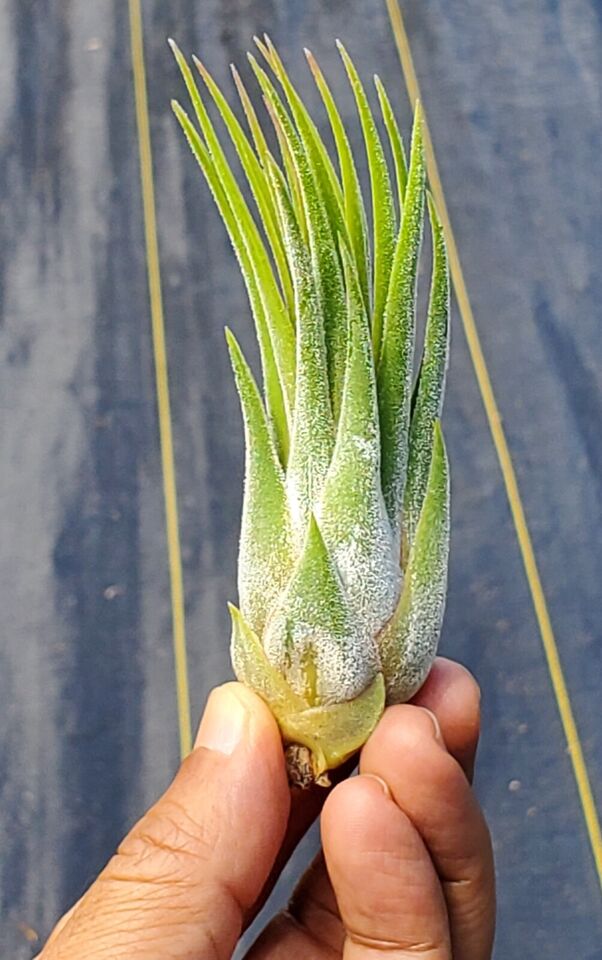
left=337, top=41, right=396, bottom=355
left=226, top=330, right=293, bottom=633
left=247, top=55, right=309, bottom=240
left=374, top=75, right=408, bottom=217
left=251, top=55, right=348, bottom=413
left=265, top=155, right=335, bottom=534
left=170, top=45, right=294, bottom=370
left=404, top=193, right=450, bottom=554
left=230, top=63, right=272, bottom=167
left=171, top=99, right=292, bottom=462
left=260, top=36, right=346, bottom=248
left=230, top=64, right=294, bottom=244
left=305, top=48, right=370, bottom=312
left=192, top=56, right=295, bottom=322
left=378, top=422, right=450, bottom=703
left=377, top=105, right=426, bottom=534
left=318, top=240, right=400, bottom=638
left=264, top=514, right=379, bottom=705
left=229, top=602, right=306, bottom=712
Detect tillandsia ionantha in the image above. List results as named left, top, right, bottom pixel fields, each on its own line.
left=170, top=35, right=450, bottom=787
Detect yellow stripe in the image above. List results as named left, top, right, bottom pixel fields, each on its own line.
left=129, top=0, right=192, bottom=759
left=385, top=0, right=602, bottom=887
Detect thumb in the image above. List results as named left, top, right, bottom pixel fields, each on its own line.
left=41, top=683, right=290, bottom=960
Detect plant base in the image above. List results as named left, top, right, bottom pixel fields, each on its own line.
left=285, top=744, right=331, bottom=789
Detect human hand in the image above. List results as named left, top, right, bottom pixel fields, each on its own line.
left=38, top=658, right=495, bottom=959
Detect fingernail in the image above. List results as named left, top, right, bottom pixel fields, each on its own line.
left=361, top=773, right=391, bottom=798
left=195, top=686, right=248, bottom=756
left=420, top=707, right=443, bottom=743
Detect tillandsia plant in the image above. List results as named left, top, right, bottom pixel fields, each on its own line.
left=171, top=35, right=450, bottom=787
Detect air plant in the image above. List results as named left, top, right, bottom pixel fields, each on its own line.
left=171, top=35, right=450, bottom=786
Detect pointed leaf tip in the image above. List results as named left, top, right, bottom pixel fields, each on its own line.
left=264, top=510, right=379, bottom=705
left=225, top=328, right=293, bottom=634
left=339, top=38, right=396, bottom=356
left=254, top=34, right=271, bottom=60
left=404, top=192, right=449, bottom=550
left=377, top=94, right=427, bottom=532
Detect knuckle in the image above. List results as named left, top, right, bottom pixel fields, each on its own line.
left=347, top=927, right=447, bottom=955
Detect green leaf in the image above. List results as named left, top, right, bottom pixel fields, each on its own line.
left=225, top=329, right=293, bottom=634
left=171, top=99, right=291, bottom=462
left=250, top=54, right=348, bottom=415
left=378, top=422, right=450, bottom=703
left=337, top=41, right=396, bottom=355
left=169, top=43, right=296, bottom=457
left=265, top=155, right=334, bottom=532
left=319, top=240, right=399, bottom=638
left=404, top=193, right=450, bottom=556
left=192, top=55, right=295, bottom=321
left=305, top=48, right=370, bottom=312
left=264, top=515, right=379, bottom=705
left=246, top=54, right=308, bottom=239
left=259, top=36, right=347, bottom=249
left=377, top=104, right=426, bottom=534
left=230, top=63, right=271, bottom=163
left=374, top=75, right=408, bottom=219
left=230, top=65, right=300, bottom=254
left=231, top=63, right=291, bottom=233
left=229, top=604, right=306, bottom=709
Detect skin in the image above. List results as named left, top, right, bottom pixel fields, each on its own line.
left=37, top=658, right=495, bottom=960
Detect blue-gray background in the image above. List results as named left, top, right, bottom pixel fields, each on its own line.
left=1, top=1, right=601, bottom=956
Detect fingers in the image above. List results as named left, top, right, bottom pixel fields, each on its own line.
left=322, top=775, right=452, bottom=958
left=360, top=705, right=495, bottom=960
left=248, top=779, right=333, bottom=924
left=247, top=854, right=343, bottom=959
left=41, top=663, right=491, bottom=960
left=249, top=751, right=357, bottom=923
left=289, top=852, right=343, bottom=952
left=248, top=654, right=481, bottom=929
left=250, top=779, right=453, bottom=960
left=40, top=683, right=290, bottom=960
left=248, top=659, right=491, bottom=960
left=411, top=657, right=481, bottom=780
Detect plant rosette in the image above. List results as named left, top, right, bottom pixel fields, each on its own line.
left=171, top=36, right=450, bottom=787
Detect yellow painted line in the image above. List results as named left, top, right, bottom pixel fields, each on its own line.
left=129, top=0, right=192, bottom=759
left=385, top=0, right=602, bottom=888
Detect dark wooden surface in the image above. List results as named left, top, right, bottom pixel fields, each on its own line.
left=1, top=1, right=601, bottom=956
